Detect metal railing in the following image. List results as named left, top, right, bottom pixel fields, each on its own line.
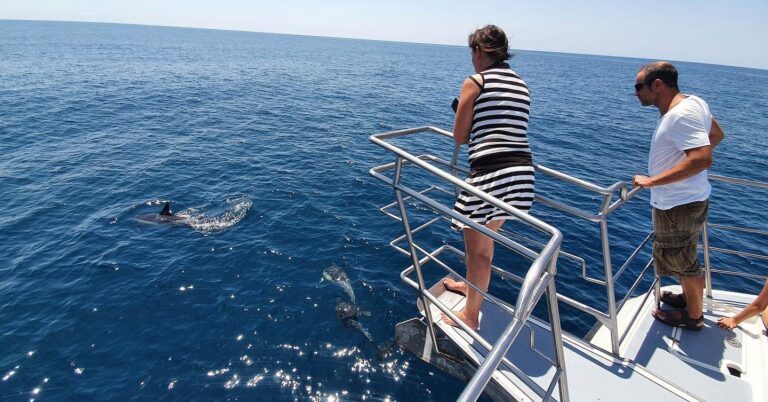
left=526, top=168, right=768, bottom=353
left=700, top=175, right=768, bottom=297
left=370, top=126, right=569, bottom=402
left=526, top=164, right=648, bottom=355
left=373, top=130, right=661, bottom=357
left=369, top=126, right=768, bottom=401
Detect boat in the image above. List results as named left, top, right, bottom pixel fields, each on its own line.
left=368, top=126, right=768, bottom=401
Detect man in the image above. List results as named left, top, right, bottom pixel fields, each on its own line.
left=632, top=61, right=724, bottom=330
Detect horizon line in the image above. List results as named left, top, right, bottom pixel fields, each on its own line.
left=3, top=18, right=766, bottom=72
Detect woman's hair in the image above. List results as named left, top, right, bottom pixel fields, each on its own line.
left=468, top=25, right=512, bottom=64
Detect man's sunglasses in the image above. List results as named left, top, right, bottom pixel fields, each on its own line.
left=634, top=82, right=649, bottom=91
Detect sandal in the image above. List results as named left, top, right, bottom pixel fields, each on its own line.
left=660, top=291, right=687, bottom=308
left=652, top=309, right=704, bottom=330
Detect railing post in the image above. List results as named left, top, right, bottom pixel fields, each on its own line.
left=392, top=156, right=441, bottom=355
left=701, top=220, right=713, bottom=298
left=450, top=143, right=461, bottom=198
left=546, top=254, right=569, bottom=402
left=599, top=217, right=621, bottom=355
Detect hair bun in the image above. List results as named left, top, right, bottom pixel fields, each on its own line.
left=468, top=25, right=512, bottom=64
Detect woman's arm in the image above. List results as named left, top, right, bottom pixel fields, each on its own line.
left=718, top=279, right=768, bottom=329
left=452, top=75, right=482, bottom=145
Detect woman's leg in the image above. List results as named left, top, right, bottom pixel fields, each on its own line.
left=444, top=220, right=503, bottom=329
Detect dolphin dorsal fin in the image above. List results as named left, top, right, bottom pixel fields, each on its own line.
left=160, top=202, right=173, bottom=216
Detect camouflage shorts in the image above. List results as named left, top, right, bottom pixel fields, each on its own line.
left=652, top=200, right=709, bottom=278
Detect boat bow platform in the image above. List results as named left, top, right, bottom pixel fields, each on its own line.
left=370, top=126, right=768, bottom=401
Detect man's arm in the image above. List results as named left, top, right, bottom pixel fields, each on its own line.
left=709, top=118, right=724, bottom=148
left=633, top=145, right=712, bottom=188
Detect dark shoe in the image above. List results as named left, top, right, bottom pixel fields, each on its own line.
left=653, top=309, right=704, bottom=330
left=660, top=291, right=687, bottom=309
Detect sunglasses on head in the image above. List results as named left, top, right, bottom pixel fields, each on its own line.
left=634, top=81, right=649, bottom=91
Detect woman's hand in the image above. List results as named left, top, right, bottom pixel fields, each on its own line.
left=717, top=316, right=737, bottom=329
left=716, top=280, right=768, bottom=331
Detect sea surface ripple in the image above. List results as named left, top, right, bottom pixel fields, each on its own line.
left=1, top=20, right=767, bottom=401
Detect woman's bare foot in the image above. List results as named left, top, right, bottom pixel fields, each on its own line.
left=443, top=278, right=468, bottom=295
left=441, top=310, right=479, bottom=330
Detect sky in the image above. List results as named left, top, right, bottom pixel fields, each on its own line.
left=1, top=0, right=766, bottom=70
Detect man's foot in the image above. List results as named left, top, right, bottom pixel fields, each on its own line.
left=442, top=278, right=468, bottom=295
left=652, top=309, right=703, bottom=330
left=441, top=310, right=479, bottom=330
left=660, top=291, right=687, bottom=308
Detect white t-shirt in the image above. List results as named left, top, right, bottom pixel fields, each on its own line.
left=648, top=95, right=712, bottom=210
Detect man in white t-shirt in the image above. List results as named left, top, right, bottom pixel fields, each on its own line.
left=632, top=61, right=725, bottom=330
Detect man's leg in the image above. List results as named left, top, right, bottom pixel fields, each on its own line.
left=652, top=201, right=708, bottom=327
left=680, top=274, right=704, bottom=319
left=654, top=274, right=703, bottom=324
left=681, top=201, right=708, bottom=319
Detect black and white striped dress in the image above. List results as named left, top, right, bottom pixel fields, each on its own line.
left=453, top=64, right=535, bottom=229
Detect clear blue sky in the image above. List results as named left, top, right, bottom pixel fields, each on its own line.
left=2, top=0, right=766, bottom=70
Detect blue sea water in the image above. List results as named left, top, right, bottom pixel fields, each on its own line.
left=1, top=20, right=767, bottom=401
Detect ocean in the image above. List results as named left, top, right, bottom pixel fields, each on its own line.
left=1, top=20, right=766, bottom=401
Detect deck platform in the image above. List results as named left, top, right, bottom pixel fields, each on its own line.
left=421, top=280, right=765, bottom=401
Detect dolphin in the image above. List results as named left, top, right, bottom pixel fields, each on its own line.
left=335, top=298, right=373, bottom=343
left=322, top=264, right=356, bottom=304
left=135, top=202, right=189, bottom=225
left=375, top=340, right=395, bottom=360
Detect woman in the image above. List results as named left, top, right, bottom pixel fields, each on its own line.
left=717, top=279, right=768, bottom=330
left=443, top=25, right=535, bottom=330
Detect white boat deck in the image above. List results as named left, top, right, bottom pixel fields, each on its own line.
left=370, top=126, right=768, bottom=400
left=423, top=281, right=766, bottom=401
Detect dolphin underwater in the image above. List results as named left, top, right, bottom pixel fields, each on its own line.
left=335, top=298, right=373, bottom=342
left=135, top=202, right=190, bottom=225
left=322, top=264, right=356, bottom=304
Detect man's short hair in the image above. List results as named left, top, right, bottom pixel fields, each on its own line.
left=641, top=62, right=679, bottom=90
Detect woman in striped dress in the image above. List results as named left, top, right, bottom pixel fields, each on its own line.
left=443, top=25, right=535, bottom=330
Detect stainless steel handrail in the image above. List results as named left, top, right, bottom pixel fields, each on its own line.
left=373, top=128, right=642, bottom=357
left=532, top=165, right=644, bottom=356
left=707, top=223, right=768, bottom=236
left=370, top=126, right=569, bottom=402
left=370, top=126, right=767, bottom=401
left=700, top=175, right=768, bottom=297
left=709, top=174, right=768, bottom=189
left=524, top=162, right=645, bottom=355
left=369, top=124, right=654, bottom=398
